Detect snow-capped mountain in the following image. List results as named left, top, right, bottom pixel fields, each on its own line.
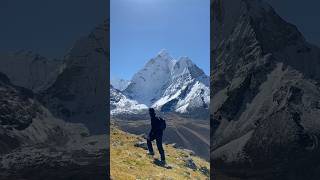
left=111, top=78, right=131, bottom=91
left=124, top=49, right=176, bottom=106
left=111, top=49, right=209, bottom=117
left=211, top=0, right=320, bottom=178
left=152, top=56, right=209, bottom=114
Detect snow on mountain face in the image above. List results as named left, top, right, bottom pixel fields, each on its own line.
left=0, top=51, right=63, bottom=92
left=124, top=49, right=175, bottom=106
left=115, top=49, right=209, bottom=116
left=110, top=85, right=147, bottom=115
left=211, top=0, right=320, bottom=178
left=152, top=57, right=210, bottom=115
left=111, top=78, right=131, bottom=91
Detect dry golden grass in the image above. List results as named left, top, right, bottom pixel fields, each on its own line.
left=110, top=126, right=210, bottom=180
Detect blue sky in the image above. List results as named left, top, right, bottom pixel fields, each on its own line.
left=266, top=0, right=320, bottom=47
left=111, top=0, right=210, bottom=80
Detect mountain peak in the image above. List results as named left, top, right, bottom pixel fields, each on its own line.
left=157, top=49, right=170, bottom=57
left=121, top=49, right=209, bottom=114
left=111, top=78, right=131, bottom=91
left=171, top=56, right=207, bottom=80
left=156, top=49, right=176, bottom=64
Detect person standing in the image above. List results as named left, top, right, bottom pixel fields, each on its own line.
left=147, top=108, right=166, bottom=165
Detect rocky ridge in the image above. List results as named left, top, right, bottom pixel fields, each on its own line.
left=211, top=0, right=320, bottom=179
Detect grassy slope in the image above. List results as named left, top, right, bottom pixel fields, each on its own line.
left=113, top=114, right=210, bottom=160
left=110, top=126, right=210, bottom=180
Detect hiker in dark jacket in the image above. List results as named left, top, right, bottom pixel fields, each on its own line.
left=147, top=108, right=166, bottom=164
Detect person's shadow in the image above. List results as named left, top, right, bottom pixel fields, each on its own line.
left=153, top=159, right=172, bottom=169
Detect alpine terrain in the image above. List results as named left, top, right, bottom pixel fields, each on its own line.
left=211, top=0, right=320, bottom=179
left=40, top=21, right=109, bottom=134
left=0, top=20, right=109, bottom=179
left=112, top=49, right=210, bottom=117
left=110, top=124, right=209, bottom=179
left=110, top=50, right=210, bottom=160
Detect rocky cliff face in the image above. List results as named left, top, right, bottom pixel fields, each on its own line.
left=40, top=21, right=109, bottom=134
left=211, top=0, right=320, bottom=179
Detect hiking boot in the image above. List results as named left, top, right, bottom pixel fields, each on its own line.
left=160, top=160, right=172, bottom=169
left=160, top=160, right=166, bottom=166
left=147, top=152, right=154, bottom=156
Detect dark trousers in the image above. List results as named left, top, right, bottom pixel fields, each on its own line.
left=147, top=131, right=165, bottom=161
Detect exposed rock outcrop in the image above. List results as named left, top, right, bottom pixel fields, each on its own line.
left=211, top=0, right=320, bottom=179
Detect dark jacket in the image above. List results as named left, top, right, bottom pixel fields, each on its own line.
left=150, top=116, right=163, bottom=135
